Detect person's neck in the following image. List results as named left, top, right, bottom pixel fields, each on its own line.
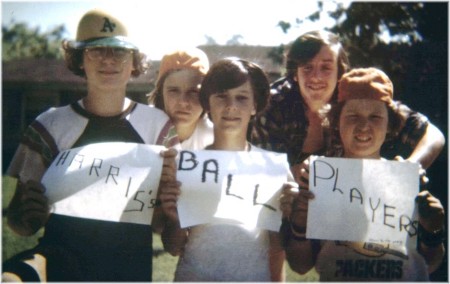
left=209, top=132, right=249, bottom=151
left=83, top=86, right=128, bottom=117
left=343, top=153, right=381, bottom=160
left=302, top=109, right=324, bottom=154
left=176, top=122, right=197, bottom=143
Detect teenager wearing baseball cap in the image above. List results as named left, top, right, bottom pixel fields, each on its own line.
left=279, top=67, right=445, bottom=281
left=2, top=9, right=180, bottom=282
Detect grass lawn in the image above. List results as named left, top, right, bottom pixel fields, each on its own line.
left=2, top=176, right=318, bottom=281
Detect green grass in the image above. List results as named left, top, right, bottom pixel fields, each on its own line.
left=2, top=176, right=318, bottom=281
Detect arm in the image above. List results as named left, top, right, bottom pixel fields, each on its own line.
left=407, top=122, right=445, bottom=169
left=269, top=231, right=285, bottom=281
left=159, top=180, right=188, bottom=256
left=155, top=148, right=188, bottom=255
left=279, top=160, right=317, bottom=275
left=7, top=180, right=49, bottom=236
left=416, top=190, right=445, bottom=273
left=281, top=189, right=317, bottom=275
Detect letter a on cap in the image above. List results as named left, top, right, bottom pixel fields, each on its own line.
left=101, top=17, right=116, bottom=33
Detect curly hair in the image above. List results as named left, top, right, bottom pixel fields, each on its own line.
left=61, top=40, right=149, bottom=78
left=199, top=57, right=270, bottom=116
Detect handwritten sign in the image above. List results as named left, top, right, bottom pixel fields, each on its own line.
left=176, top=150, right=290, bottom=231
left=306, top=157, right=419, bottom=249
left=42, top=142, right=165, bottom=225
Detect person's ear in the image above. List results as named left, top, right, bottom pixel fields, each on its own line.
left=251, top=104, right=257, bottom=116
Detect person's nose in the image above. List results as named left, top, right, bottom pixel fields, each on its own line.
left=225, top=98, right=237, bottom=111
left=101, top=48, right=116, bottom=62
left=356, top=118, right=370, bottom=131
left=178, top=93, right=190, bottom=106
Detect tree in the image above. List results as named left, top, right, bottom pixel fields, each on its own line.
left=2, top=22, right=67, bottom=61
left=226, top=34, right=244, bottom=46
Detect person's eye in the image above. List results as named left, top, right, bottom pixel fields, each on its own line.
left=237, top=95, right=249, bottom=101
left=187, top=89, right=199, bottom=97
left=114, top=49, right=128, bottom=56
left=302, top=65, right=313, bottom=72
left=214, top=92, right=227, bottom=99
left=166, top=88, right=179, bottom=94
left=321, top=65, right=333, bottom=71
left=345, top=114, right=359, bottom=121
left=370, top=115, right=384, bottom=121
left=91, top=48, right=104, bottom=56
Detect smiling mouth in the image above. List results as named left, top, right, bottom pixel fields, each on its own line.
left=99, top=70, right=119, bottom=75
left=354, top=135, right=371, bottom=143
left=307, top=84, right=326, bottom=91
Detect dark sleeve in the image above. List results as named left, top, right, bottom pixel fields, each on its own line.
left=251, top=97, right=288, bottom=153
left=398, top=104, right=429, bottom=148
left=381, top=104, right=429, bottom=159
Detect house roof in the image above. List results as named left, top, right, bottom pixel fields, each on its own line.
left=2, top=45, right=283, bottom=89
left=198, top=45, right=282, bottom=75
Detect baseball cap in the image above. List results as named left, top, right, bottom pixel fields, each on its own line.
left=338, top=67, right=393, bottom=103
left=67, top=9, right=138, bottom=50
left=157, top=48, right=209, bottom=82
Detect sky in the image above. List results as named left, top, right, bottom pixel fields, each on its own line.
left=1, top=0, right=351, bottom=60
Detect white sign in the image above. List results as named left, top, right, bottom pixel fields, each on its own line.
left=176, top=150, right=290, bottom=231
left=42, top=142, right=165, bottom=225
left=306, top=157, right=420, bottom=249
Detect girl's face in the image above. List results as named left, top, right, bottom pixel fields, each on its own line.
left=162, top=69, right=204, bottom=128
left=296, top=45, right=339, bottom=112
left=339, top=99, right=389, bottom=159
left=208, top=80, right=256, bottom=134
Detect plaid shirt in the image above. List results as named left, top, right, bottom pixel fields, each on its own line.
left=250, top=77, right=429, bottom=165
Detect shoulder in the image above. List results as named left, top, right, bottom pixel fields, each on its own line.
left=268, top=77, right=302, bottom=109
left=250, top=144, right=276, bottom=153
left=181, top=117, right=214, bottom=150
left=197, top=116, right=214, bottom=131
left=132, top=102, right=171, bottom=121
left=35, top=103, right=78, bottom=125
left=129, top=102, right=180, bottom=147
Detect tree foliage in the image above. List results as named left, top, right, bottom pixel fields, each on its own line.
left=2, top=22, right=67, bottom=61
left=272, top=2, right=447, bottom=123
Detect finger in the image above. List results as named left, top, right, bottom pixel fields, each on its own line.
left=21, top=189, right=48, bottom=205
left=279, top=203, right=292, bottom=218
left=159, top=186, right=181, bottom=201
left=26, top=180, right=46, bottom=192
left=281, top=183, right=299, bottom=196
left=393, top=155, right=404, bottom=162
left=298, top=167, right=309, bottom=189
left=160, top=148, right=178, bottom=158
left=298, top=188, right=315, bottom=199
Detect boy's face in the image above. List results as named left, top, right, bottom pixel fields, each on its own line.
left=296, top=45, right=339, bottom=112
left=208, top=80, right=256, bottom=135
left=339, top=99, right=389, bottom=159
left=82, top=47, right=135, bottom=91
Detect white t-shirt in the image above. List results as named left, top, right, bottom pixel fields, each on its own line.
left=180, top=117, right=214, bottom=150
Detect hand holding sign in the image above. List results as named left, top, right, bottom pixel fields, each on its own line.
left=42, top=142, right=165, bottom=225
